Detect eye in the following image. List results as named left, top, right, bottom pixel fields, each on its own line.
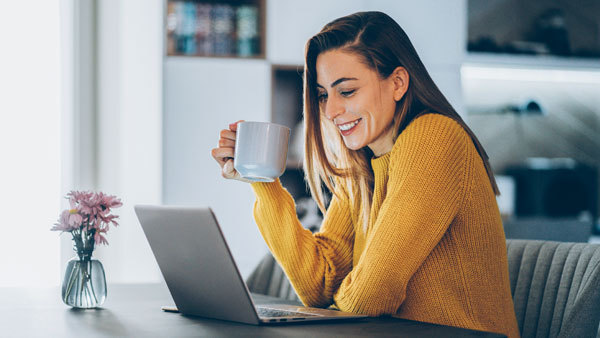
left=317, top=92, right=328, bottom=103
left=340, top=89, right=356, bottom=97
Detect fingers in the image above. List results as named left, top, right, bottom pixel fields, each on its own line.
left=211, top=147, right=235, bottom=166
left=229, top=120, right=245, bottom=132
left=215, top=122, right=240, bottom=162
left=219, top=138, right=235, bottom=148
left=220, top=120, right=244, bottom=142
left=220, top=129, right=236, bottom=141
left=211, top=121, right=251, bottom=183
left=211, top=148, right=239, bottom=181
left=214, top=127, right=236, bottom=167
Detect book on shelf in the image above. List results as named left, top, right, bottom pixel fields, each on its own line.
left=167, top=1, right=260, bottom=58
left=236, top=5, right=259, bottom=57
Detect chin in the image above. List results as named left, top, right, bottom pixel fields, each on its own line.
left=342, top=138, right=365, bottom=151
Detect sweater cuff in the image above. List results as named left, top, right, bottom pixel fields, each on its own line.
left=250, top=178, right=286, bottom=200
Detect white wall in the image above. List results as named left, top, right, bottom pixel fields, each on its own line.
left=59, top=0, right=99, bottom=276
left=95, top=0, right=163, bottom=283
left=266, top=0, right=366, bottom=65
left=163, top=58, right=271, bottom=277
left=269, top=0, right=465, bottom=65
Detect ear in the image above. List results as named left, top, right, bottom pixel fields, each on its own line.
left=390, top=67, right=409, bottom=102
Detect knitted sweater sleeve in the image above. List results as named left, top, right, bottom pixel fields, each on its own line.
left=333, top=115, right=468, bottom=316
left=250, top=179, right=355, bottom=307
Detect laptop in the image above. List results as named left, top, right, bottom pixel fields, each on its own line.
left=134, top=205, right=368, bottom=325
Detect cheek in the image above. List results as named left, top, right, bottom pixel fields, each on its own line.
left=345, top=101, right=362, bottom=117
left=378, top=98, right=397, bottom=126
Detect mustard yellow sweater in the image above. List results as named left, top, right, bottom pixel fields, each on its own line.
left=251, top=114, right=519, bottom=337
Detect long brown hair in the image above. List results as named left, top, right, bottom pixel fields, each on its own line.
left=303, top=11, right=498, bottom=232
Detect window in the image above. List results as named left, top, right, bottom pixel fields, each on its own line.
left=0, top=1, right=63, bottom=287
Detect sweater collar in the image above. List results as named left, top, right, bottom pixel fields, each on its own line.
left=371, top=151, right=391, bottom=175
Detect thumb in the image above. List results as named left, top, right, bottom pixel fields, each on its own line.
left=223, top=159, right=236, bottom=177
left=223, top=159, right=255, bottom=183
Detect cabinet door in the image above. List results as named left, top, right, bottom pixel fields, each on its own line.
left=164, top=58, right=271, bottom=277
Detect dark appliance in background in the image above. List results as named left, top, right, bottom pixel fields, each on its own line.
left=467, top=1, right=600, bottom=58
left=505, top=159, right=599, bottom=234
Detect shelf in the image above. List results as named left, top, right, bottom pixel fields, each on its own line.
left=165, top=55, right=268, bottom=66
left=271, top=65, right=304, bottom=172
left=165, top=53, right=265, bottom=60
left=165, top=0, right=266, bottom=59
left=464, top=52, right=600, bottom=71
left=467, top=0, right=600, bottom=64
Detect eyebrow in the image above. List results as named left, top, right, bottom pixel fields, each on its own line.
left=316, top=77, right=358, bottom=89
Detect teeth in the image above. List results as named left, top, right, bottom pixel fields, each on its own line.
left=338, top=119, right=360, bottom=131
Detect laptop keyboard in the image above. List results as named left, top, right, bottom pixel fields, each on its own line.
left=256, top=306, right=319, bottom=318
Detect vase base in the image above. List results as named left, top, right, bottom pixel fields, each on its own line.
left=61, top=257, right=107, bottom=309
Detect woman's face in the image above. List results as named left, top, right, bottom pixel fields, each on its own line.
left=315, top=49, right=407, bottom=156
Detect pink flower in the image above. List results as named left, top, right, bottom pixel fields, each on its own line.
left=66, top=190, right=122, bottom=218
left=98, top=192, right=123, bottom=210
left=52, top=190, right=122, bottom=246
left=94, top=228, right=109, bottom=246
left=51, top=209, right=83, bottom=232
left=77, top=193, right=102, bottom=217
left=98, top=213, right=120, bottom=228
left=67, top=191, right=94, bottom=208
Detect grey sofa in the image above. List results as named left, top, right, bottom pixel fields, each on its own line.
left=507, top=239, right=600, bottom=338
left=247, top=239, right=600, bottom=337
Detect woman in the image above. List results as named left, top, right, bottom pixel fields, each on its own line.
left=211, top=11, right=519, bottom=337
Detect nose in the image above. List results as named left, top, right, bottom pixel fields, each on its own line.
left=324, top=95, right=344, bottom=121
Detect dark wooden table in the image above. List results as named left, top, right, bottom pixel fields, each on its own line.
left=0, top=283, right=505, bottom=337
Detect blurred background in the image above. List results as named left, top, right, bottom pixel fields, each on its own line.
left=1, top=0, right=599, bottom=288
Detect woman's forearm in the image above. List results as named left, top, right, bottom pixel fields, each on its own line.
left=251, top=179, right=355, bottom=307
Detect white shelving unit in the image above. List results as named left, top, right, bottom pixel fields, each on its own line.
left=465, top=52, right=600, bottom=71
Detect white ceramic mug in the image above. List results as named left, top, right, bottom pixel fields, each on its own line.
left=234, top=121, right=290, bottom=182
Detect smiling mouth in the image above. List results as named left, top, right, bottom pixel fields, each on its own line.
left=338, top=118, right=362, bottom=131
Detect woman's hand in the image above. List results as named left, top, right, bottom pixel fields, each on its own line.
left=211, top=120, right=255, bottom=183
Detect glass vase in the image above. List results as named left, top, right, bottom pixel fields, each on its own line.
left=61, top=244, right=107, bottom=308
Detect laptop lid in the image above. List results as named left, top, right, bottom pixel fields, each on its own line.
left=134, top=205, right=261, bottom=324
